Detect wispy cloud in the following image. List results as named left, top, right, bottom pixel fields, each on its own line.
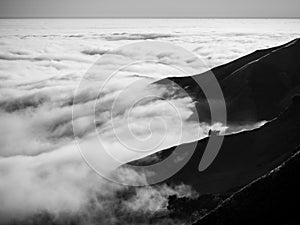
left=0, top=19, right=299, bottom=224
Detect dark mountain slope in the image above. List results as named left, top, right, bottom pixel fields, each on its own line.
left=194, top=148, right=300, bottom=225
left=130, top=96, right=300, bottom=194
left=157, top=39, right=300, bottom=124
left=211, top=39, right=296, bottom=81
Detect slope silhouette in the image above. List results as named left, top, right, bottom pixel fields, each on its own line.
left=194, top=147, right=300, bottom=225
left=157, top=39, right=300, bottom=124
left=131, top=39, right=300, bottom=195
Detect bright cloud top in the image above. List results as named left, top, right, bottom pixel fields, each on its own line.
left=0, top=19, right=300, bottom=224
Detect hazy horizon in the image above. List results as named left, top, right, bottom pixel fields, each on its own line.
left=1, top=17, right=300, bottom=19
left=0, top=0, right=299, bottom=18
left=0, top=15, right=300, bottom=19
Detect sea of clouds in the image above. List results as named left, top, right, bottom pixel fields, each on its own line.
left=0, top=19, right=300, bottom=224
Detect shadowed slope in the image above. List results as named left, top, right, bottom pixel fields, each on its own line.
left=130, top=96, right=300, bottom=194
left=194, top=148, right=300, bottom=225
left=157, top=38, right=300, bottom=124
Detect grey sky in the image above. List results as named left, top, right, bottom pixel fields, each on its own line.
left=0, top=0, right=299, bottom=18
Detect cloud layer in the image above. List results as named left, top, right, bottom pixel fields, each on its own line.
left=0, top=19, right=300, bottom=224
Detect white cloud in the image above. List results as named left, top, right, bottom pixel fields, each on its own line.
left=0, top=19, right=299, bottom=224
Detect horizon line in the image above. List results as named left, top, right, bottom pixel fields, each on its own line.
left=1, top=16, right=300, bottom=19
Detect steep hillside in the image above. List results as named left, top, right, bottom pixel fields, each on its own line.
left=157, top=39, right=300, bottom=124
left=194, top=148, right=300, bottom=225
left=130, top=96, right=300, bottom=194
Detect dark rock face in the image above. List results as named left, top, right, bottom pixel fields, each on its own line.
left=131, top=96, right=300, bottom=194
left=194, top=149, right=300, bottom=225
left=127, top=40, right=300, bottom=224
left=157, top=39, right=300, bottom=124
left=167, top=193, right=224, bottom=223
left=130, top=39, right=300, bottom=195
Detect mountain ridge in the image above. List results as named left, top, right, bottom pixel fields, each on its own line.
left=129, top=39, right=300, bottom=195
left=156, top=38, right=300, bottom=124
left=194, top=146, right=300, bottom=225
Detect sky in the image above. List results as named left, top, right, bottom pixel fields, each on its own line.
left=0, top=0, right=299, bottom=18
